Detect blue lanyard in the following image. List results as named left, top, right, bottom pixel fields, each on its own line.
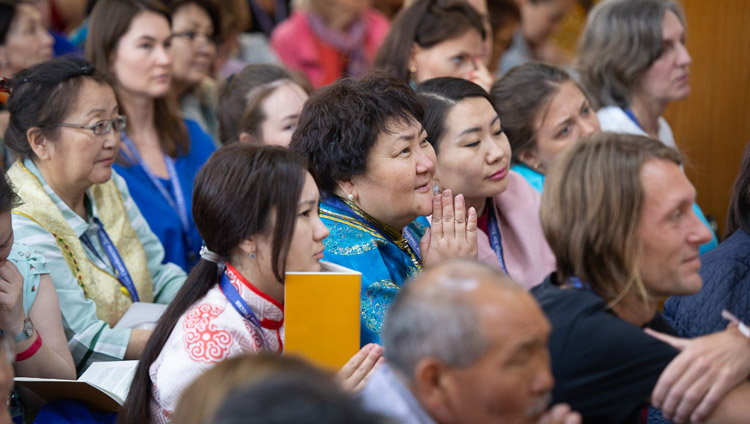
left=402, top=226, right=421, bottom=260
left=568, top=276, right=594, bottom=292
left=623, top=108, right=643, bottom=131
left=324, top=195, right=422, bottom=263
left=219, top=269, right=268, bottom=348
left=486, top=204, right=507, bottom=273
left=81, top=217, right=139, bottom=302
left=120, top=132, right=194, bottom=257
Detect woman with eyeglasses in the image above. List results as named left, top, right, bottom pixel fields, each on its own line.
left=6, top=57, right=187, bottom=372
left=166, top=0, right=222, bottom=143
left=87, top=0, right=216, bottom=273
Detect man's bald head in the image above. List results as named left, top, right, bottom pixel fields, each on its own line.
left=382, top=259, right=531, bottom=378
left=381, top=259, right=554, bottom=424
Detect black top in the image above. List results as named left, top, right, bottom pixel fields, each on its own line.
left=531, top=274, right=679, bottom=424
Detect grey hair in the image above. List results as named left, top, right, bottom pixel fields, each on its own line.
left=576, top=0, right=687, bottom=109
left=382, top=259, right=518, bottom=379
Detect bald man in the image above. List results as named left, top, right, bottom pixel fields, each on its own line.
left=359, top=259, right=580, bottom=424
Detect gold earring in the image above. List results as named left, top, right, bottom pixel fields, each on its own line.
left=409, top=66, right=417, bottom=84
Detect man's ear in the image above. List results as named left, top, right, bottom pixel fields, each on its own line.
left=412, top=358, right=456, bottom=423
left=27, top=127, right=51, bottom=160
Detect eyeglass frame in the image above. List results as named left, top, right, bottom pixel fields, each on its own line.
left=55, top=115, right=128, bottom=136
left=171, top=30, right=220, bottom=46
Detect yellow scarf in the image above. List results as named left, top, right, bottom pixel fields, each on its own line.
left=8, top=161, right=153, bottom=326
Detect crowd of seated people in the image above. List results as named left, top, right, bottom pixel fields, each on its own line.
left=0, top=0, right=746, bottom=423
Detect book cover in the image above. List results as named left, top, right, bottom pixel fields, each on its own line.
left=284, top=261, right=361, bottom=371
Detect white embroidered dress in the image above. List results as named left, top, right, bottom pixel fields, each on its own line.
left=149, top=263, right=284, bottom=423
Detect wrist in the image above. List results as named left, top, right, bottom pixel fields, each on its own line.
left=15, top=331, right=41, bottom=362
left=13, top=318, right=34, bottom=344
left=6, top=313, right=27, bottom=339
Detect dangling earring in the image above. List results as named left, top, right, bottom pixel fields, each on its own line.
left=409, top=66, right=418, bottom=88
left=249, top=252, right=256, bottom=259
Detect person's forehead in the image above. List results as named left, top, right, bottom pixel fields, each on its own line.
left=476, top=289, right=550, bottom=343
left=640, top=159, right=693, bottom=214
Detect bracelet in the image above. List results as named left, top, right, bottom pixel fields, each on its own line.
left=15, top=332, right=41, bottom=362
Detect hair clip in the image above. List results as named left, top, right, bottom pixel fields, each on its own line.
left=80, top=65, right=92, bottom=75
left=0, top=77, right=12, bottom=95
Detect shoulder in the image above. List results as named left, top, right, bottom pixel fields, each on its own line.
left=534, top=279, right=679, bottom=420
left=698, top=230, right=750, bottom=286
left=596, top=106, right=632, bottom=131
left=494, top=170, right=541, bottom=209
left=8, top=243, right=48, bottom=276
left=656, top=117, right=677, bottom=148
left=183, top=119, right=216, bottom=160
left=531, top=276, right=605, bottom=322
left=320, top=205, right=384, bottom=256
left=271, top=12, right=310, bottom=43
left=511, top=164, right=544, bottom=194
left=665, top=230, right=750, bottom=336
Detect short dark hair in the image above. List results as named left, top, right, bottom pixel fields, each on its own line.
left=210, top=370, right=384, bottom=424
left=490, top=62, right=575, bottom=163
left=4, top=57, right=112, bottom=160
left=290, top=72, right=424, bottom=193
left=374, top=0, right=486, bottom=83
left=416, top=77, right=496, bottom=154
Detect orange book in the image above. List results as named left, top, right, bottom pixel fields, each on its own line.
left=284, top=261, right=361, bottom=371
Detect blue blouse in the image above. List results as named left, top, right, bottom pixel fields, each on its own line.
left=319, top=195, right=428, bottom=345
left=512, top=163, right=544, bottom=194
left=113, top=119, right=215, bottom=271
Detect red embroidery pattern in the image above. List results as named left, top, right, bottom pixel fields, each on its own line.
left=224, top=265, right=244, bottom=294
left=182, top=303, right=232, bottom=363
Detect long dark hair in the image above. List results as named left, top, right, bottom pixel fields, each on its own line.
left=725, top=141, right=750, bottom=238
left=86, top=0, right=188, bottom=158
left=374, top=0, right=485, bottom=83
left=117, top=144, right=309, bottom=424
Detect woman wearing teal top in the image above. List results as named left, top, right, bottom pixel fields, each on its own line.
left=491, top=62, right=717, bottom=253
left=291, top=74, right=477, bottom=345
left=0, top=169, right=74, bottom=380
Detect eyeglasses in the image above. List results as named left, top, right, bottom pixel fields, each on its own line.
left=171, top=30, right=219, bottom=45
left=56, top=115, right=127, bottom=135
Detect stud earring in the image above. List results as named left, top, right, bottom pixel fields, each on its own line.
left=347, top=193, right=355, bottom=201
left=249, top=252, right=256, bottom=259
